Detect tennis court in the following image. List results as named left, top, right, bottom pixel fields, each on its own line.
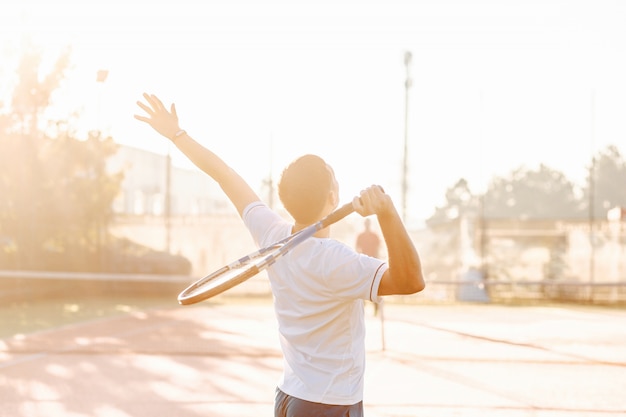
left=2, top=299, right=625, bottom=417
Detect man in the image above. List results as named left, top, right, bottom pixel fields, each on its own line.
left=356, top=218, right=381, bottom=258
left=356, top=218, right=383, bottom=316
left=134, top=93, right=425, bottom=417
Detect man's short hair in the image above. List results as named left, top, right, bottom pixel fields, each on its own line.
left=278, top=154, right=333, bottom=224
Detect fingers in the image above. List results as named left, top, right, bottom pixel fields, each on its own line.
left=135, top=93, right=177, bottom=123
left=142, top=93, right=161, bottom=109
left=354, top=185, right=386, bottom=217
left=137, top=93, right=168, bottom=114
left=150, top=94, right=166, bottom=111
left=135, top=100, right=152, bottom=115
left=360, top=185, right=385, bottom=201
left=134, top=99, right=155, bottom=124
left=140, top=93, right=156, bottom=111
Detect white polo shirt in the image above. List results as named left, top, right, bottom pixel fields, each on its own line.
left=243, top=202, right=387, bottom=405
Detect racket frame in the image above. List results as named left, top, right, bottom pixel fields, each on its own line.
left=177, top=201, right=355, bottom=305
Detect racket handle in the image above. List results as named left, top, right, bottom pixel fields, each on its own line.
left=320, top=202, right=355, bottom=228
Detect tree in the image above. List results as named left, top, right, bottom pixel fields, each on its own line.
left=0, top=43, right=123, bottom=271
left=426, top=178, right=479, bottom=225
left=483, top=164, right=580, bottom=220
left=584, top=145, right=626, bottom=219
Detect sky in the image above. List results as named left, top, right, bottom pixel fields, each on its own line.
left=2, top=0, right=626, bottom=227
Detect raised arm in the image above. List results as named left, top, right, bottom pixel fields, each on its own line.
left=134, top=93, right=260, bottom=216
left=353, top=186, right=425, bottom=296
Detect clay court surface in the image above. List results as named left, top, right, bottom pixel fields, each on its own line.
left=1, top=298, right=626, bottom=417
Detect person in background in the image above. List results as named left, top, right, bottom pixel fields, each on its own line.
left=356, top=218, right=380, bottom=258
left=356, top=218, right=383, bottom=315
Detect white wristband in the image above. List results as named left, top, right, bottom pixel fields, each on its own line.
left=172, top=129, right=186, bottom=142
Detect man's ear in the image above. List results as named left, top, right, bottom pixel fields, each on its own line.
left=329, top=189, right=339, bottom=208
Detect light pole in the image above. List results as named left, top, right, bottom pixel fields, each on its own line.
left=402, top=51, right=412, bottom=223
left=95, top=69, right=108, bottom=270
left=96, top=69, right=109, bottom=134
left=588, top=91, right=596, bottom=299
left=165, top=148, right=172, bottom=253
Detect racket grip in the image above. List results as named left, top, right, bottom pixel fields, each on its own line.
left=320, top=202, right=355, bottom=228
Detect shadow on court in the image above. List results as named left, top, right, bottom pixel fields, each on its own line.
left=1, top=300, right=626, bottom=417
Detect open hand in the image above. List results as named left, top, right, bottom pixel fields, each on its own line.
left=134, top=93, right=181, bottom=140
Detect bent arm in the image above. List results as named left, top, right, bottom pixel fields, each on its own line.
left=376, top=204, right=425, bottom=295
left=353, top=186, right=425, bottom=296
left=134, top=93, right=260, bottom=216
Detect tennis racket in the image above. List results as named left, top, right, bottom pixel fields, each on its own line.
left=178, top=201, right=356, bottom=305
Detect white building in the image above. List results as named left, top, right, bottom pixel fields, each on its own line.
left=107, top=144, right=231, bottom=217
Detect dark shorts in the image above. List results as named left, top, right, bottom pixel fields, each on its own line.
left=274, top=387, right=363, bottom=417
